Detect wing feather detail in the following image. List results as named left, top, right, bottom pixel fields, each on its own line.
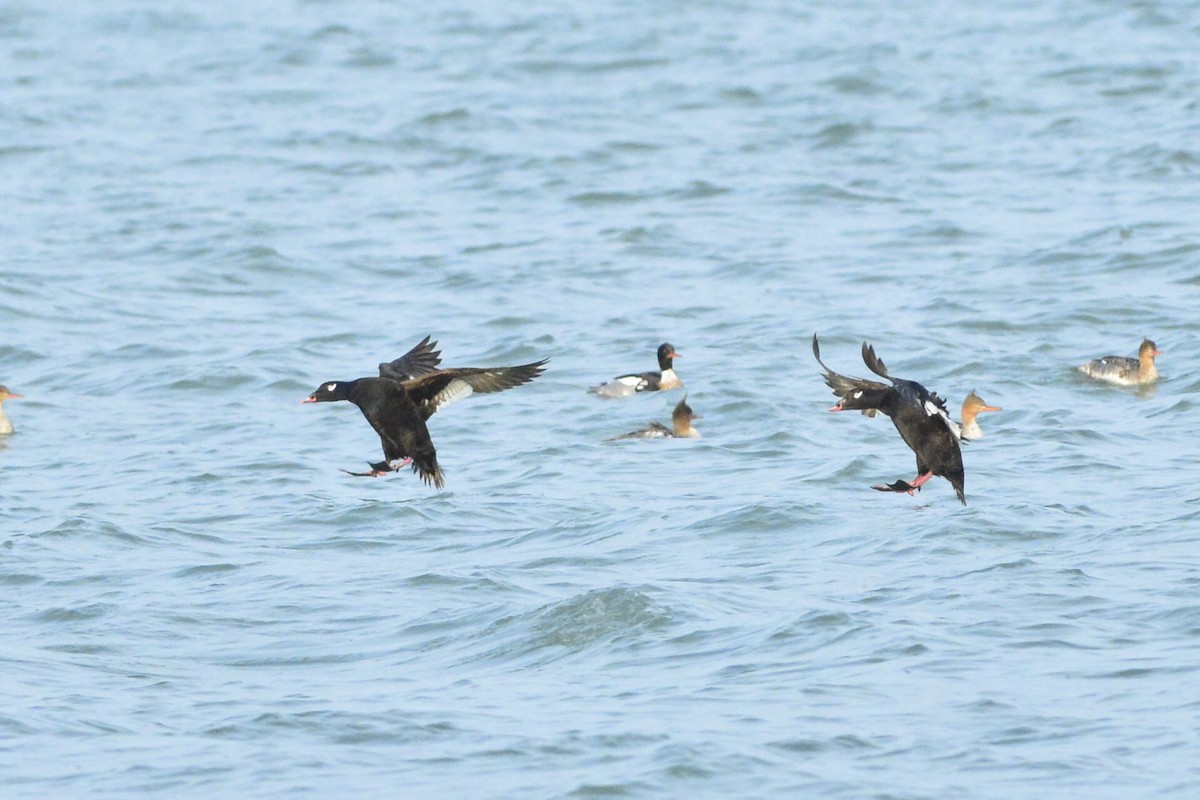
left=378, top=336, right=443, bottom=381
left=812, top=335, right=889, bottom=396
left=403, top=359, right=548, bottom=418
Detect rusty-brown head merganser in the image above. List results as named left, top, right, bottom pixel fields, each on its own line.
left=813, top=335, right=966, bottom=505
left=1079, top=338, right=1161, bottom=385
left=0, top=385, right=22, bottom=435
left=960, top=391, right=1001, bottom=441
left=607, top=396, right=702, bottom=441
left=303, top=336, right=547, bottom=488
left=589, top=342, right=681, bottom=398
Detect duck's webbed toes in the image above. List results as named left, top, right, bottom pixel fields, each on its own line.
left=342, top=460, right=395, bottom=477
left=872, top=480, right=918, bottom=495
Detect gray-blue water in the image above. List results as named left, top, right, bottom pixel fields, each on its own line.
left=3, top=2, right=1199, bottom=797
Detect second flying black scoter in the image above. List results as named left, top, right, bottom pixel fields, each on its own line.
left=304, top=336, right=548, bottom=489
left=812, top=334, right=966, bottom=505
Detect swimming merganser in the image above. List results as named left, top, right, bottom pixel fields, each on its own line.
left=1079, top=338, right=1161, bottom=385
left=589, top=343, right=682, bottom=398
left=813, top=335, right=966, bottom=505
left=304, top=337, right=547, bottom=488
left=607, top=396, right=702, bottom=440
left=960, top=391, right=1001, bottom=441
left=0, top=386, right=22, bottom=435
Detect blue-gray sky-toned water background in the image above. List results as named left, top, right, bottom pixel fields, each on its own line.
left=2, top=2, right=1198, bottom=797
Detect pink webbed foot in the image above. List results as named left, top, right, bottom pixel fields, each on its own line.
left=907, top=472, right=934, bottom=489
left=871, top=473, right=933, bottom=496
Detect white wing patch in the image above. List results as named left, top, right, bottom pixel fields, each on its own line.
left=326, top=382, right=337, bottom=392
left=590, top=377, right=639, bottom=398
left=432, top=378, right=474, bottom=411
left=924, top=399, right=961, bottom=440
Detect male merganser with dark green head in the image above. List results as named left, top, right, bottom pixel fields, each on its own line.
left=589, top=342, right=682, bottom=398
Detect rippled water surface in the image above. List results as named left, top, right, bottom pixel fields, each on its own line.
left=3, top=1, right=1200, bottom=797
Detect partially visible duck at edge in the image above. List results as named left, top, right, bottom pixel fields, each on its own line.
left=1079, top=338, right=1162, bottom=386
left=608, top=396, right=702, bottom=441
left=960, top=391, right=1001, bottom=441
left=813, top=334, right=966, bottom=505
left=0, top=385, right=22, bottom=435
left=589, top=342, right=682, bottom=398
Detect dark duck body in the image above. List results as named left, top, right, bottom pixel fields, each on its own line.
left=589, top=342, right=682, bottom=398
left=304, top=336, right=547, bottom=489
left=813, top=335, right=966, bottom=505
